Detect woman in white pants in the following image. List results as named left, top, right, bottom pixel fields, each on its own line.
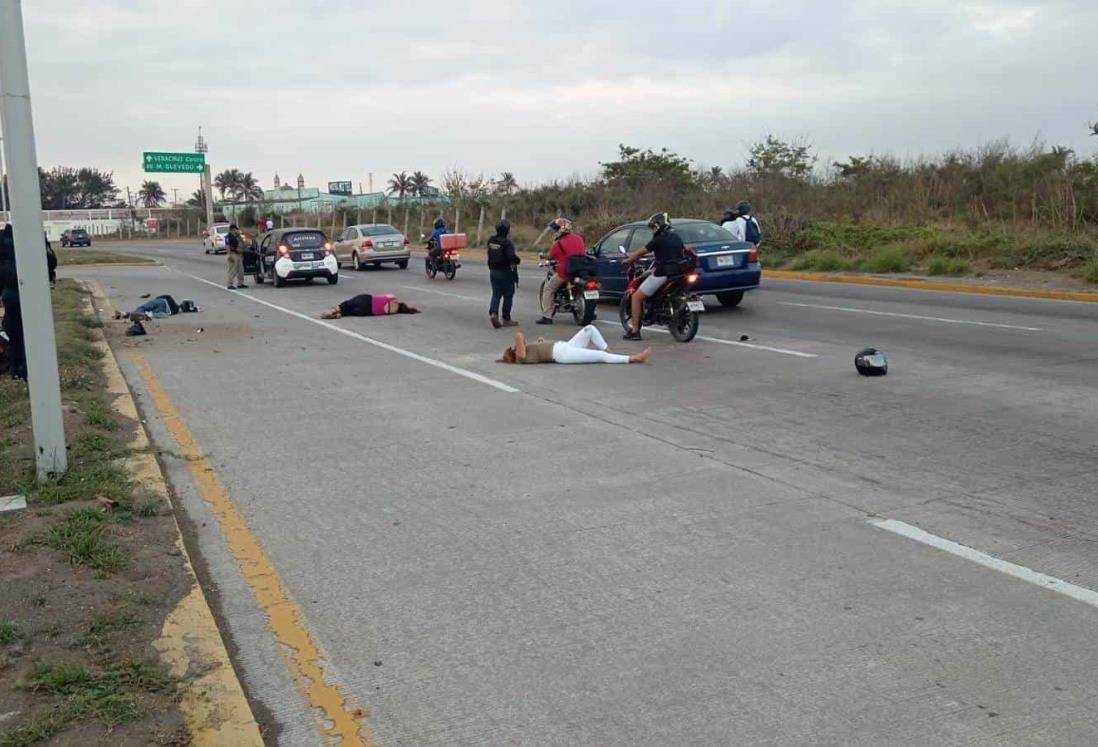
left=499, top=325, right=651, bottom=365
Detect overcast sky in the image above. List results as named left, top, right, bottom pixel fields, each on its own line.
left=16, top=0, right=1098, bottom=199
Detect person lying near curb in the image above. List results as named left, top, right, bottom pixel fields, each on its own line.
left=320, top=293, right=421, bottom=319
left=113, top=294, right=198, bottom=321
left=499, top=325, right=651, bottom=365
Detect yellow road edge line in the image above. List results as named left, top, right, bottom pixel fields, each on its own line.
left=130, top=350, right=374, bottom=747
left=764, top=269, right=1098, bottom=303
left=82, top=281, right=263, bottom=746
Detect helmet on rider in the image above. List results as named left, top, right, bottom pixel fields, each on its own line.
left=735, top=200, right=752, bottom=216
left=647, top=212, right=671, bottom=235
left=548, top=216, right=573, bottom=234
left=433, top=217, right=446, bottom=230
left=495, top=219, right=511, bottom=238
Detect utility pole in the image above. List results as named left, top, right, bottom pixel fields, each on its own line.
left=0, top=0, right=67, bottom=478
left=0, top=134, right=7, bottom=218
left=195, top=127, right=213, bottom=231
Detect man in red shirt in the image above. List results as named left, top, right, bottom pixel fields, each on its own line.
left=537, top=217, right=586, bottom=325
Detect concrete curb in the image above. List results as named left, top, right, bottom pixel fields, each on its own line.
left=59, top=261, right=159, bottom=269
left=83, top=280, right=263, bottom=747
left=763, top=269, right=1098, bottom=303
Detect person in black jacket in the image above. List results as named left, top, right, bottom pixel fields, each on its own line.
left=486, top=219, right=520, bottom=328
left=0, top=224, right=26, bottom=380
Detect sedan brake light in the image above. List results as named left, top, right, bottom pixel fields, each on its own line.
left=360, top=239, right=373, bottom=249
left=747, top=244, right=759, bottom=263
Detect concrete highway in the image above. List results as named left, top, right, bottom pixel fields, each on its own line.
left=68, top=240, right=1098, bottom=745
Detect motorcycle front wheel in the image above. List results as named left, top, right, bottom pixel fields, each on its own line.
left=668, top=295, right=699, bottom=342
left=618, top=293, right=634, bottom=334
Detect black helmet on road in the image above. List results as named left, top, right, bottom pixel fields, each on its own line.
left=433, top=217, right=446, bottom=230
left=855, top=348, right=888, bottom=376
left=735, top=200, right=752, bottom=216
left=495, top=219, right=511, bottom=237
left=647, top=212, right=671, bottom=235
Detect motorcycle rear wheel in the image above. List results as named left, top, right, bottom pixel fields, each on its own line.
left=573, top=293, right=596, bottom=326
left=425, top=257, right=437, bottom=279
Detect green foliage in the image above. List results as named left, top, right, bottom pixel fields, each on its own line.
left=1079, top=259, right=1098, bottom=284
left=36, top=167, right=121, bottom=210
left=791, top=250, right=853, bottom=272
left=137, top=180, right=165, bottom=208
left=858, top=246, right=911, bottom=273
left=0, top=622, right=17, bottom=645
left=600, top=145, right=694, bottom=189
left=44, top=508, right=129, bottom=573
left=927, top=256, right=972, bottom=275
left=747, top=135, right=816, bottom=180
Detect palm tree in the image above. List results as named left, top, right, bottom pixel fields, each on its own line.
left=387, top=171, right=412, bottom=199
left=495, top=172, right=518, bottom=196
left=138, top=180, right=166, bottom=208
left=238, top=171, right=264, bottom=202
left=186, top=188, right=206, bottom=207
left=214, top=168, right=243, bottom=200
left=410, top=171, right=432, bottom=197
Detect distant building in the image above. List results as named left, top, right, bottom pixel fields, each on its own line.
left=215, top=185, right=447, bottom=218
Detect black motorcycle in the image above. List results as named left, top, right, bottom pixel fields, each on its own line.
left=424, top=238, right=460, bottom=280
left=618, top=258, right=703, bottom=342
left=539, top=257, right=600, bottom=326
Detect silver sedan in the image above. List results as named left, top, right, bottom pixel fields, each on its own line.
left=333, top=224, right=411, bottom=270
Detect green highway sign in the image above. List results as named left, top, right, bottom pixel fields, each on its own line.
left=143, top=151, right=206, bottom=173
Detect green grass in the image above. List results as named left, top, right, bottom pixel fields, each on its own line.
left=55, top=249, right=154, bottom=267
left=858, top=245, right=910, bottom=273
left=43, top=509, right=128, bottom=573
left=927, top=256, right=972, bottom=276
left=791, top=250, right=853, bottom=272
left=135, top=498, right=162, bottom=518
left=0, top=622, right=17, bottom=645
left=77, top=611, right=139, bottom=650
left=1078, top=259, right=1098, bottom=285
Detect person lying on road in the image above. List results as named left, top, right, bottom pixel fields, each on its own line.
left=321, top=293, right=421, bottom=319
left=113, top=294, right=197, bottom=321
left=499, top=325, right=651, bottom=364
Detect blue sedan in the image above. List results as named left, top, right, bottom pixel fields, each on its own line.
left=589, top=219, right=761, bottom=307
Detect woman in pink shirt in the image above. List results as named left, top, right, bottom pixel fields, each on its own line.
left=321, top=293, right=420, bottom=319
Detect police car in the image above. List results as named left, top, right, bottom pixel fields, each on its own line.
left=247, top=228, right=339, bottom=287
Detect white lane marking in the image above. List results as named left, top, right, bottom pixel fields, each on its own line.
left=870, top=519, right=1098, bottom=610
left=595, top=320, right=817, bottom=358
left=181, top=273, right=519, bottom=393
left=776, top=301, right=1042, bottom=331
left=399, top=285, right=481, bottom=302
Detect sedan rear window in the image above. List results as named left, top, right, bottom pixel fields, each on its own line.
left=673, top=222, right=735, bottom=244
left=284, top=231, right=326, bottom=248
left=72, top=229, right=88, bottom=236
left=214, top=226, right=229, bottom=235
left=362, top=225, right=398, bottom=236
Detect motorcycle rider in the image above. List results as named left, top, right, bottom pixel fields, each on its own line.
left=536, top=216, right=585, bottom=325
left=486, top=219, right=520, bottom=328
left=622, top=212, right=685, bottom=341
left=427, top=217, right=447, bottom=265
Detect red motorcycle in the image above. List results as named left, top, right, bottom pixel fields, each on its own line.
left=619, top=254, right=704, bottom=342
left=539, top=257, right=600, bottom=326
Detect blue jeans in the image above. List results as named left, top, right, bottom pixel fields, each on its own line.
left=136, top=298, right=171, bottom=318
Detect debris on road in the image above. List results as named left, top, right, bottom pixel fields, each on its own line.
left=855, top=348, right=889, bottom=376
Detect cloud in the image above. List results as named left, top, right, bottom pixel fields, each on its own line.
left=16, top=0, right=1098, bottom=196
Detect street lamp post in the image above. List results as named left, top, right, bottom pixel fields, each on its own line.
left=195, top=127, right=213, bottom=233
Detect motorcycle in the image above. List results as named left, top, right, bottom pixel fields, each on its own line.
left=618, top=253, right=704, bottom=342
left=539, top=258, right=600, bottom=326
left=424, top=237, right=461, bottom=281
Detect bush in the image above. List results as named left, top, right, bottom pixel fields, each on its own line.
left=791, top=250, right=853, bottom=272
left=858, top=246, right=910, bottom=273
left=927, top=256, right=971, bottom=276
left=1079, top=259, right=1098, bottom=285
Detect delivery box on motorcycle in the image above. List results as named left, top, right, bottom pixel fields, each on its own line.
left=439, top=233, right=467, bottom=251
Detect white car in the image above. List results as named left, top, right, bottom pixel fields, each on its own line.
left=250, top=228, right=338, bottom=288
left=203, top=223, right=231, bottom=254
left=333, top=223, right=411, bottom=270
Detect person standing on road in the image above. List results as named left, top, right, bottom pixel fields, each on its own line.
left=722, top=200, right=762, bottom=246
left=486, top=219, right=520, bottom=328
left=499, top=326, right=651, bottom=364
left=225, top=224, right=247, bottom=290
left=0, top=225, right=26, bottom=380
left=536, top=217, right=585, bottom=325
